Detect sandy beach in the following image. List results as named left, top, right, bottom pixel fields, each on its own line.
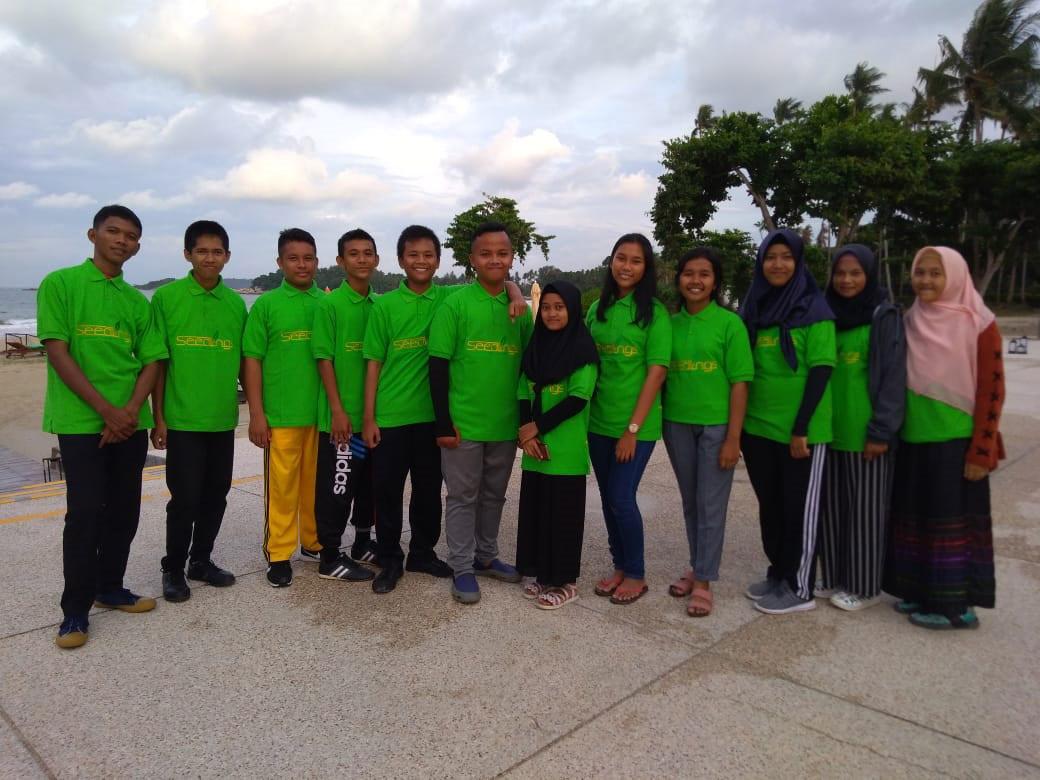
left=0, top=357, right=53, bottom=461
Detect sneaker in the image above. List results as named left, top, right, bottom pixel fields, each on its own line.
left=451, top=573, right=481, bottom=604
left=474, top=558, right=522, bottom=583
left=162, top=570, right=191, bottom=602
left=830, top=592, right=880, bottom=612
left=187, top=560, right=236, bottom=587
left=266, top=561, right=293, bottom=588
left=299, top=547, right=321, bottom=561
left=744, top=577, right=780, bottom=601
left=405, top=555, right=453, bottom=578
left=318, top=553, right=375, bottom=582
left=94, top=588, right=157, bottom=613
left=350, top=537, right=379, bottom=564
left=754, top=582, right=816, bottom=615
left=55, top=615, right=89, bottom=649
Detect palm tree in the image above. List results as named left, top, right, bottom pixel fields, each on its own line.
left=772, top=97, right=803, bottom=124
left=844, top=61, right=889, bottom=114
left=695, top=104, right=716, bottom=135
left=918, top=0, right=1040, bottom=143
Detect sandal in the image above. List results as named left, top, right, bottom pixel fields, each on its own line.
left=687, top=587, right=713, bottom=618
left=522, top=580, right=544, bottom=600
left=594, top=573, right=624, bottom=597
left=536, top=584, right=579, bottom=611
left=610, top=583, right=649, bottom=605
left=669, top=572, right=695, bottom=598
left=893, top=600, right=921, bottom=615
left=908, top=609, right=979, bottom=631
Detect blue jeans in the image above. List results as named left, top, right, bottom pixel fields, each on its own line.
left=588, top=433, right=656, bottom=580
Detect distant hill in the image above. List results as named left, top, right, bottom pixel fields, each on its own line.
left=135, top=277, right=255, bottom=290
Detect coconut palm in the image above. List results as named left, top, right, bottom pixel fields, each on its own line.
left=695, top=104, right=716, bottom=135
left=772, top=97, right=803, bottom=124
left=844, top=61, right=889, bottom=114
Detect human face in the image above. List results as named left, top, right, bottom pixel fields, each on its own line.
left=679, top=258, right=715, bottom=311
left=611, top=241, right=646, bottom=296
left=398, top=238, right=440, bottom=287
left=338, top=239, right=379, bottom=285
left=277, top=240, right=318, bottom=290
left=88, top=216, right=141, bottom=272
left=470, top=231, right=514, bottom=289
left=911, top=251, right=946, bottom=303
left=185, top=234, right=229, bottom=290
left=540, top=292, right=568, bottom=331
left=832, top=254, right=866, bottom=299
left=762, top=242, right=796, bottom=287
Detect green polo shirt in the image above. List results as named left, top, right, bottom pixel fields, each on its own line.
left=586, top=296, right=671, bottom=441
left=242, top=279, right=322, bottom=428
left=37, top=258, right=167, bottom=434
left=901, top=391, right=972, bottom=444
left=362, top=282, right=463, bottom=428
left=428, top=282, right=534, bottom=441
left=831, top=324, right=872, bottom=452
left=518, top=363, right=598, bottom=475
left=152, top=272, right=247, bottom=432
left=312, top=282, right=375, bottom=432
left=744, top=321, right=836, bottom=445
left=664, top=301, right=754, bottom=426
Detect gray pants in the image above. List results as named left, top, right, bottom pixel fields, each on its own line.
left=662, top=421, right=735, bottom=581
left=441, top=440, right=516, bottom=577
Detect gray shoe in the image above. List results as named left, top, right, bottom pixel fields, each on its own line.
left=754, top=581, right=816, bottom=615
left=744, top=577, right=780, bottom=601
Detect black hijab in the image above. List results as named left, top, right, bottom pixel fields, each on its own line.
left=739, top=228, right=834, bottom=371
left=521, top=281, right=599, bottom=413
left=825, top=244, right=889, bottom=331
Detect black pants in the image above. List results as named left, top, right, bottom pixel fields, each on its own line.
left=741, top=432, right=827, bottom=600
left=59, top=431, right=148, bottom=617
left=314, top=431, right=375, bottom=562
left=516, top=471, right=586, bottom=587
left=373, top=423, right=442, bottom=564
left=162, top=429, right=235, bottom=572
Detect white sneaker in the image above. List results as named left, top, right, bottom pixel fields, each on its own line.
left=830, top=592, right=881, bottom=612
left=814, top=581, right=838, bottom=599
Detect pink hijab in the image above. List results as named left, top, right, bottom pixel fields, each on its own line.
left=905, top=247, right=995, bottom=414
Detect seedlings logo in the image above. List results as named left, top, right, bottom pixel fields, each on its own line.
left=176, top=335, right=233, bottom=351
left=756, top=335, right=780, bottom=348
left=597, top=343, right=639, bottom=358
left=840, top=350, right=862, bottom=365
left=671, top=359, right=718, bottom=373
left=76, top=324, right=130, bottom=343
left=546, top=383, right=565, bottom=395
left=342, top=341, right=363, bottom=352
left=281, top=330, right=311, bottom=342
left=393, top=336, right=427, bottom=350
left=465, top=340, right=519, bottom=354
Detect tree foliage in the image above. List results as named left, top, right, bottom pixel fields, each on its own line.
left=444, top=194, right=554, bottom=274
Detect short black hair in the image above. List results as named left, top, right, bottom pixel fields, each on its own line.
left=184, top=220, right=229, bottom=252
left=471, top=221, right=513, bottom=249
left=278, top=227, right=316, bottom=255
left=675, top=246, right=724, bottom=305
left=338, top=228, right=378, bottom=258
left=93, top=204, right=142, bottom=233
left=396, top=225, right=440, bottom=260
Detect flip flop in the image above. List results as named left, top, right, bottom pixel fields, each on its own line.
left=687, top=587, right=713, bottom=618
left=669, top=573, right=695, bottom=598
left=594, top=574, right=624, bottom=597
left=610, top=584, right=649, bottom=605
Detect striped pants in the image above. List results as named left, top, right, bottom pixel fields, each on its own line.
left=741, top=433, right=827, bottom=600
left=818, top=449, right=892, bottom=598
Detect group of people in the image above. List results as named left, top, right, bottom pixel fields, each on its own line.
left=38, top=204, right=1005, bottom=650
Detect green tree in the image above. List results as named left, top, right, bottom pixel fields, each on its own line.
left=443, top=194, right=554, bottom=274
left=773, top=97, right=803, bottom=124
left=843, top=61, right=890, bottom=114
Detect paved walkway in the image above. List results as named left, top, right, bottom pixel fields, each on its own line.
left=1, top=348, right=1038, bottom=778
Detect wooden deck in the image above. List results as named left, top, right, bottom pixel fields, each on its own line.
left=0, top=446, right=50, bottom=493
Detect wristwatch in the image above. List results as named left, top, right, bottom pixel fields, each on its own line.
left=627, top=422, right=640, bottom=434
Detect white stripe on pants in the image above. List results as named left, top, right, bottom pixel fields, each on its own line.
left=794, top=444, right=827, bottom=600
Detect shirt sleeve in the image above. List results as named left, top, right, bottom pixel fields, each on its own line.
left=805, top=320, right=837, bottom=368
left=967, top=322, right=1006, bottom=470
left=520, top=309, right=534, bottom=350
left=242, top=297, right=269, bottom=360
left=36, top=273, right=69, bottom=342
left=135, top=296, right=168, bottom=364
left=150, top=289, right=170, bottom=352
left=724, top=316, right=755, bottom=383
left=517, top=372, right=532, bottom=402
left=362, top=301, right=389, bottom=362
left=311, top=298, right=335, bottom=360
left=568, top=363, right=598, bottom=400
left=645, top=302, right=672, bottom=367
left=426, top=297, right=459, bottom=360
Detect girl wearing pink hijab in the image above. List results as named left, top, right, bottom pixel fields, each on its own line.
left=883, top=247, right=1005, bottom=630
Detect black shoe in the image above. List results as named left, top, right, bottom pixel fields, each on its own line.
left=187, top=560, right=236, bottom=587
left=372, top=561, right=404, bottom=594
left=299, top=547, right=321, bottom=561
left=319, top=553, right=375, bottom=582
left=162, top=570, right=191, bottom=602
left=405, top=555, right=453, bottom=578
left=266, top=561, right=293, bottom=588
left=351, top=536, right=379, bottom=564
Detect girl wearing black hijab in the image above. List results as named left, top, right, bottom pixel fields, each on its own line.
left=515, top=281, right=600, bottom=610
left=817, top=245, right=905, bottom=611
left=739, top=229, right=836, bottom=615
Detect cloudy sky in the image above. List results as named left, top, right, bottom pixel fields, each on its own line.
left=0, top=0, right=978, bottom=287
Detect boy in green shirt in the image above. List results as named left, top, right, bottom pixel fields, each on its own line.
left=150, top=220, right=246, bottom=602
left=311, top=228, right=380, bottom=583
left=39, top=205, right=167, bottom=649
left=429, top=222, right=533, bottom=604
left=243, top=228, right=323, bottom=588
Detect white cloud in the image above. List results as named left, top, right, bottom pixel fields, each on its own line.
left=0, top=181, right=39, bottom=200
left=34, top=192, right=95, bottom=208
left=195, top=148, right=387, bottom=203
left=449, top=120, right=570, bottom=189
left=115, top=189, right=193, bottom=210
left=611, top=172, right=653, bottom=200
